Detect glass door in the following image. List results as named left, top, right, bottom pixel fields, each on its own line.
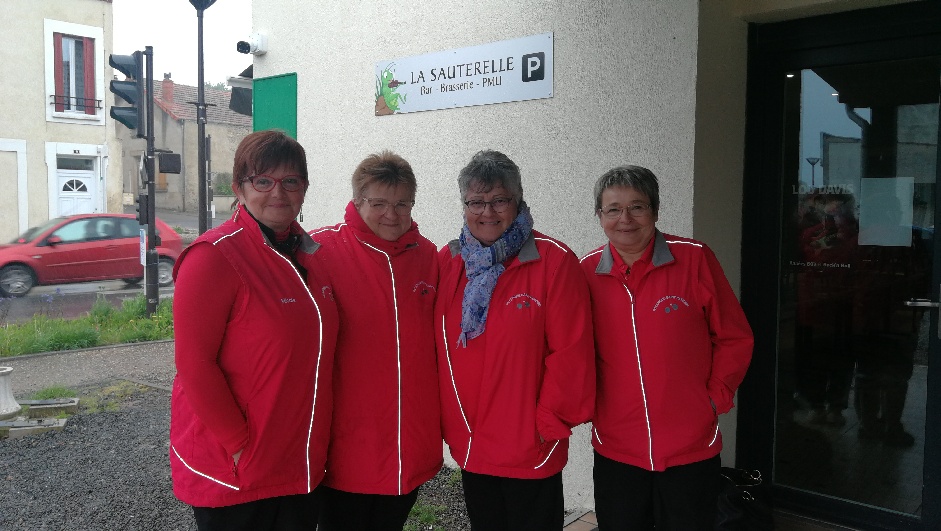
left=774, top=58, right=940, bottom=519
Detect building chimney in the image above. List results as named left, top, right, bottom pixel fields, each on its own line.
left=162, top=73, right=174, bottom=104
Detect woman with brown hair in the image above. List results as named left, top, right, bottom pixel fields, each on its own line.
left=170, top=130, right=339, bottom=530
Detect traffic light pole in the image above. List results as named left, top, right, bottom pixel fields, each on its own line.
left=196, top=8, right=210, bottom=234
left=143, top=46, right=158, bottom=316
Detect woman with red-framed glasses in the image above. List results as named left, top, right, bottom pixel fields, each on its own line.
left=170, top=130, right=339, bottom=530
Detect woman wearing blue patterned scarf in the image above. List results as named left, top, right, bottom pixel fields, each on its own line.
left=434, top=150, right=595, bottom=530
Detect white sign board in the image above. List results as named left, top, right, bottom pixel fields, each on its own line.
left=139, top=228, right=147, bottom=266
left=375, top=33, right=553, bottom=115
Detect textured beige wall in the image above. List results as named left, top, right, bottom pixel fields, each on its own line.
left=256, top=0, right=700, bottom=255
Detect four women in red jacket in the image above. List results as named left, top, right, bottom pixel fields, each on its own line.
left=171, top=136, right=752, bottom=530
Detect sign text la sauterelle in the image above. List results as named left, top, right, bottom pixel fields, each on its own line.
left=375, top=32, right=554, bottom=115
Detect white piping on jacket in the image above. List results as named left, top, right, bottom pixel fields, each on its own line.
left=665, top=239, right=703, bottom=248
left=441, top=315, right=473, bottom=467
left=275, top=244, right=325, bottom=493
left=211, top=227, right=243, bottom=245
left=625, top=285, right=655, bottom=471
left=210, top=225, right=326, bottom=491
left=360, top=240, right=404, bottom=495
left=171, top=445, right=240, bottom=491
left=464, top=437, right=473, bottom=469
left=709, top=423, right=720, bottom=447
left=309, top=223, right=345, bottom=236
left=534, top=237, right=568, bottom=253
left=593, top=426, right=603, bottom=445
left=535, top=440, right=561, bottom=469
left=579, top=248, right=602, bottom=263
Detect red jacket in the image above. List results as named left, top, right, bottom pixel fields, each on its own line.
left=310, top=203, right=442, bottom=495
left=580, top=231, right=753, bottom=471
left=435, top=231, right=595, bottom=479
left=170, top=206, right=339, bottom=507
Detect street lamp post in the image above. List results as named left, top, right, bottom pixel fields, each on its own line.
left=806, top=157, right=821, bottom=188
left=190, top=0, right=217, bottom=234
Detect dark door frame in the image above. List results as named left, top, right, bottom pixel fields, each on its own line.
left=738, top=2, right=941, bottom=529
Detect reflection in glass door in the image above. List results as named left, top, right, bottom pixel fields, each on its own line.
left=775, top=59, right=939, bottom=516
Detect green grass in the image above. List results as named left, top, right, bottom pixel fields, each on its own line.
left=0, top=294, right=173, bottom=358
left=404, top=500, right=445, bottom=531
left=30, top=386, right=77, bottom=400
left=81, top=381, right=148, bottom=413
left=446, top=467, right=462, bottom=488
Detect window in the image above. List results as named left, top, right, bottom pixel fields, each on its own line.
left=56, top=157, right=95, bottom=171
left=54, top=33, right=96, bottom=114
left=61, top=179, right=88, bottom=193
left=51, top=219, right=93, bottom=243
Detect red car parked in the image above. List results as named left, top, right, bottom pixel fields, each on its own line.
left=0, top=213, right=183, bottom=297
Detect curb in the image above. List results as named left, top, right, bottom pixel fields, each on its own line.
left=0, top=339, right=174, bottom=363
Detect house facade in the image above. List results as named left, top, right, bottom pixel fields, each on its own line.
left=251, top=0, right=941, bottom=528
left=116, top=75, right=251, bottom=214
left=0, top=0, right=120, bottom=242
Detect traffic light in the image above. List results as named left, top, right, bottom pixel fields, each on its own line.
left=135, top=193, right=149, bottom=225
left=109, top=51, right=144, bottom=138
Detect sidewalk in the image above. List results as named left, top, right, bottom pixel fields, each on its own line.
left=2, top=341, right=176, bottom=396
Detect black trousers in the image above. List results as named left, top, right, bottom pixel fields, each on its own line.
left=317, top=485, right=420, bottom=531
left=192, top=489, right=321, bottom=531
left=461, top=470, right=564, bottom=531
left=593, top=451, right=720, bottom=531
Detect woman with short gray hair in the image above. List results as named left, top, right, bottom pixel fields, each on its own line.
left=435, top=149, right=595, bottom=530
left=580, top=164, right=753, bottom=530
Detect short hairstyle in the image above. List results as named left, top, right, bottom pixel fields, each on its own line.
left=232, top=130, right=308, bottom=188
left=594, top=165, right=660, bottom=214
left=457, top=150, right=523, bottom=201
left=351, top=151, right=417, bottom=199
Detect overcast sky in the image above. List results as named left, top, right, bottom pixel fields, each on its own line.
left=112, top=0, right=252, bottom=88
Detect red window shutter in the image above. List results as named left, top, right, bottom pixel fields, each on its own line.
left=53, top=32, right=64, bottom=112
left=83, top=37, right=96, bottom=115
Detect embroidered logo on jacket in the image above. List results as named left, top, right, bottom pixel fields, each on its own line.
left=506, top=293, right=542, bottom=309
left=653, top=295, right=689, bottom=314
left=413, top=281, right=436, bottom=296
left=321, top=286, right=334, bottom=301
left=281, top=298, right=296, bottom=304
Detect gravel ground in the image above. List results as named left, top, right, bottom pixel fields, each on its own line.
left=0, top=379, right=471, bottom=531
left=0, top=384, right=195, bottom=530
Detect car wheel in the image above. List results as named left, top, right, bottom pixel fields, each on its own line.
left=157, top=258, right=174, bottom=287
left=0, top=264, right=36, bottom=297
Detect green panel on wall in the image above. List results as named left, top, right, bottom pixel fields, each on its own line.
left=253, top=73, right=298, bottom=138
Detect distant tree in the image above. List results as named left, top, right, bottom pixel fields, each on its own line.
left=204, top=81, right=230, bottom=92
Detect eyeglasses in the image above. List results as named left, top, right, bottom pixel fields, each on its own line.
left=599, top=203, right=652, bottom=219
left=361, top=197, right=415, bottom=216
left=463, top=197, right=515, bottom=215
left=241, top=175, right=306, bottom=193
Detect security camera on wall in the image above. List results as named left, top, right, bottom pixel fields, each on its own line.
left=236, top=33, right=267, bottom=56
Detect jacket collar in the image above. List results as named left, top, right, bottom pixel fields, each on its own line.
left=449, top=233, right=539, bottom=264
left=233, top=204, right=321, bottom=256
left=343, top=201, right=420, bottom=256
left=595, top=229, right=673, bottom=274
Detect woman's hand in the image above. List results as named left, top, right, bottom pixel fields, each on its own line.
left=233, top=449, right=243, bottom=466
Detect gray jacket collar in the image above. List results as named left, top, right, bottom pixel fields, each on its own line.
left=595, top=230, right=673, bottom=274
left=449, top=233, right=540, bottom=263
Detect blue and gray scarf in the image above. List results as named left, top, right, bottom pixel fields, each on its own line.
left=458, top=201, right=534, bottom=346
